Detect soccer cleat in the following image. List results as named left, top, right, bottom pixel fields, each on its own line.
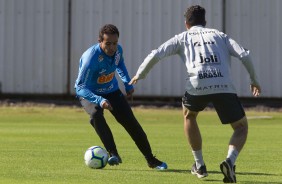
left=147, top=156, right=168, bottom=170
left=220, top=159, right=236, bottom=183
left=191, top=163, right=208, bottom=178
left=108, top=154, right=122, bottom=166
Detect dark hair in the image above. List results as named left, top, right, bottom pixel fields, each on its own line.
left=184, top=5, right=206, bottom=27
left=98, top=24, right=119, bottom=42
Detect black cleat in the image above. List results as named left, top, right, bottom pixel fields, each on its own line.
left=146, top=156, right=168, bottom=170
left=191, top=163, right=208, bottom=178
left=220, top=159, right=236, bottom=183
left=108, top=154, right=122, bottom=166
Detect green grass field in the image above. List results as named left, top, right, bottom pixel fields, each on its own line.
left=0, top=105, right=282, bottom=184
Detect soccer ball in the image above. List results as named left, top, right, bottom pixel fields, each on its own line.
left=84, top=146, right=109, bottom=169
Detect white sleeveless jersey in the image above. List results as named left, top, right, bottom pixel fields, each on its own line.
left=136, top=26, right=259, bottom=95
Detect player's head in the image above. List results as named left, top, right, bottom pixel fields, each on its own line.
left=99, top=24, right=119, bottom=56
left=184, top=5, right=206, bottom=29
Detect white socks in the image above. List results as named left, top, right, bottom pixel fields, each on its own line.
left=192, top=150, right=205, bottom=169
left=227, top=147, right=239, bottom=166
left=192, top=148, right=238, bottom=168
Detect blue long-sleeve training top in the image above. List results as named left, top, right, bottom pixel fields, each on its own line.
left=74, top=43, right=133, bottom=107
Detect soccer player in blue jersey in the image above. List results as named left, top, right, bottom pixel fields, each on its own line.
left=74, top=24, right=167, bottom=170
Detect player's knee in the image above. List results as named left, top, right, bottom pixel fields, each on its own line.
left=183, top=108, right=198, bottom=119
left=89, top=118, right=95, bottom=126
left=89, top=112, right=102, bottom=126
left=236, top=123, right=248, bottom=135
left=232, top=116, right=248, bottom=135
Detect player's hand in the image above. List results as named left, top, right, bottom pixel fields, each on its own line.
left=101, top=100, right=113, bottom=111
left=126, top=88, right=134, bottom=98
left=129, top=76, right=139, bottom=85
left=250, top=84, right=261, bottom=97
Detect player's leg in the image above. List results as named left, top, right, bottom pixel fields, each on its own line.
left=182, top=92, right=208, bottom=178
left=106, top=90, right=167, bottom=170
left=79, top=97, right=120, bottom=165
left=220, top=116, right=247, bottom=183
left=213, top=93, right=246, bottom=183
left=229, top=116, right=248, bottom=153
left=183, top=108, right=201, bottom=151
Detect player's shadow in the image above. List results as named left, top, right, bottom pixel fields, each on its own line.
left=163, top=169, right=282, bottom=183
left=210, top=170, right=280, bottom=176
left=105, top=168, right=282, bottom=183
left=165, top=169, right=280, bottom=176
left=161, top=169, right=188, bottom=173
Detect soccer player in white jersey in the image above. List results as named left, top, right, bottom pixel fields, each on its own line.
left=129, top=5, right=261, bottom=183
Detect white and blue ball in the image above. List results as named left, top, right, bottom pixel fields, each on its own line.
left=84, top=146, right=108, bottom=169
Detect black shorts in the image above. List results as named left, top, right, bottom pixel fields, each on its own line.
left=182, top=92, right=245, bottom=124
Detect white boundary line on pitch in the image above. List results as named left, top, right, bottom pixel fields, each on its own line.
left=247, top=116, right=273, bottom=119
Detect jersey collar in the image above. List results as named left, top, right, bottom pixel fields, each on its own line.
left=189, top=25, right=204, bottom=30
